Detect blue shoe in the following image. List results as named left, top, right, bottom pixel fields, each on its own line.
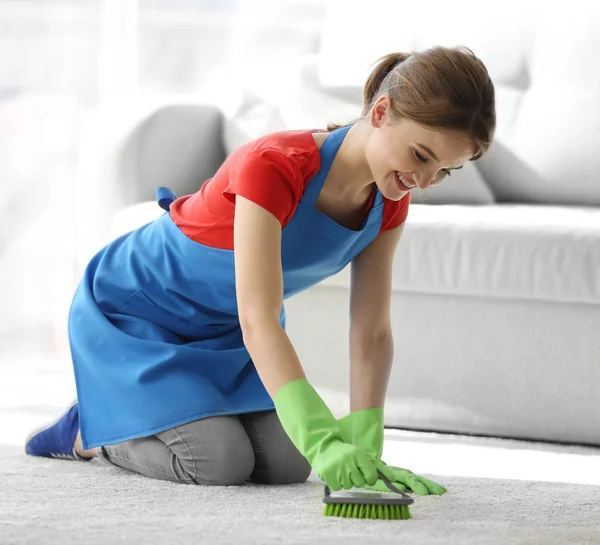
left=25, top=401, right=84, bottom=460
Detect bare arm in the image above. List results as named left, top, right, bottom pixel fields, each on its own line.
left=349, top=224, right=404, bottom=412
left=234, top=195, right=306, bottom=398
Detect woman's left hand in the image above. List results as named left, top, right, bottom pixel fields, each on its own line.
left=361, top=466, right=448, bottom=496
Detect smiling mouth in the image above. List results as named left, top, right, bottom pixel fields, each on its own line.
left=395, top=171, right=416, bottom=190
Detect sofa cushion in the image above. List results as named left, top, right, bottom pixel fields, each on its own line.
left=112, top=201, right=600, bottom=306
left=322, top=204, right=600, bottom=306
left=411, top=162, right=495, bottom=205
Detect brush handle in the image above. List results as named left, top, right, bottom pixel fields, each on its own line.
left=323, top=471, right=413, bottom=500
left=377, top=472, right=412, bottom=498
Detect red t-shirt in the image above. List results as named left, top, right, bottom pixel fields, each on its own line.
left=170, top=129, right=410, bottom=250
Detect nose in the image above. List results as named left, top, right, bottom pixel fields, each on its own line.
left=414, top=175, right=433, bottom=190
left=414, top=167, right=438, bottom=190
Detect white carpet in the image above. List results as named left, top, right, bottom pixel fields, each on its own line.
left=2, top=434, right=600, bottom=545
left=2, top=354, right=600, bottom=544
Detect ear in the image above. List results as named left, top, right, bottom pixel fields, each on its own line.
left=369, top=95, right=392, bottom=129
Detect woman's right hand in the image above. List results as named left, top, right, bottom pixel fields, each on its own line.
left=311, top=439, right=379, bottom=491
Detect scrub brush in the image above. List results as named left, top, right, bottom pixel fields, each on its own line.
left=323, top=472, right=413, bottom=520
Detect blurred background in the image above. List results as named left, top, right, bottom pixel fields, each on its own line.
left=0, top=0, right=328, bottom=359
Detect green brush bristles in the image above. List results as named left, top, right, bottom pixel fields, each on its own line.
left=323, top=502, right=411, bottom=520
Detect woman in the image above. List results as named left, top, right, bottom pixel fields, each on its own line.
left=26, top=46, right=495, bottom=495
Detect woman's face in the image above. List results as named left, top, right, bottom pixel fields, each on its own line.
left=365, top=96, right=478, bottom=201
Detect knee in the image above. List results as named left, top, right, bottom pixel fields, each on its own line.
left=190, top=437, right=255, bottom=486
left=252, top=446, right=312, bottom=485
left=268, top=457, right=312, bottom=485
left=164, top=424, right=255, bottom=486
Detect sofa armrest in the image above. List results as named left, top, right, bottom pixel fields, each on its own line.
left=75, top=100, right=226, bottom=270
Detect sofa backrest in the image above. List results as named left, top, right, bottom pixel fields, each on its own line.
left=316, top=0, right=600, bottom=207
left=76, top=101, right=227, bottom=268
left=119, top=104, right=227, bottom=202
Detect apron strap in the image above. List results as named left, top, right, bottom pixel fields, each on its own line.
left=302, top=125, right=352, bottom=207
left=373, top=188, right=383, bottom=208
left=156, top=186, right=177, bottom=211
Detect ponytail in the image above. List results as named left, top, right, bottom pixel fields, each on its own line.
left=326, top=52, right=410, bottom=132
left=362, top=52, right=411, bottom=115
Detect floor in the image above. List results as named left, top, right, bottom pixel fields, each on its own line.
left=2, top=352, right=600, bottom=545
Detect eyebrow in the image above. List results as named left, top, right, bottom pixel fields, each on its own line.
left=416, top=143, right=439, bottom=161
left=416, top=143, right=464, bottom=170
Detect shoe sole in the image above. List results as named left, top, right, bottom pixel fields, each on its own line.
left=24, top=399, right=78, bottom=456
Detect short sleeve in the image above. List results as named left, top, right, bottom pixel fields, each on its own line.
left=380, top=193, right=411, bottom=233
left=222, top=148, right=302, bottom=226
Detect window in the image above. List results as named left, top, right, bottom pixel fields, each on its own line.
left=0, top=0, right=325, bottom=357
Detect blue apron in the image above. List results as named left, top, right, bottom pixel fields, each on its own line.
left=70, top=125, right=384, bottom=449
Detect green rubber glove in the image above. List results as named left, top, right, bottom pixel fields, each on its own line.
left=273, top=379, right=395, bottom=491
left=338, top=407, right=448, bottom=496
left=338, top=407, right=385, bottom=459
left=381, top=466, right=447, bottom=496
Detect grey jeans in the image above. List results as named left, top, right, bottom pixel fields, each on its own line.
left=96, top=410, right=312, bottom=486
